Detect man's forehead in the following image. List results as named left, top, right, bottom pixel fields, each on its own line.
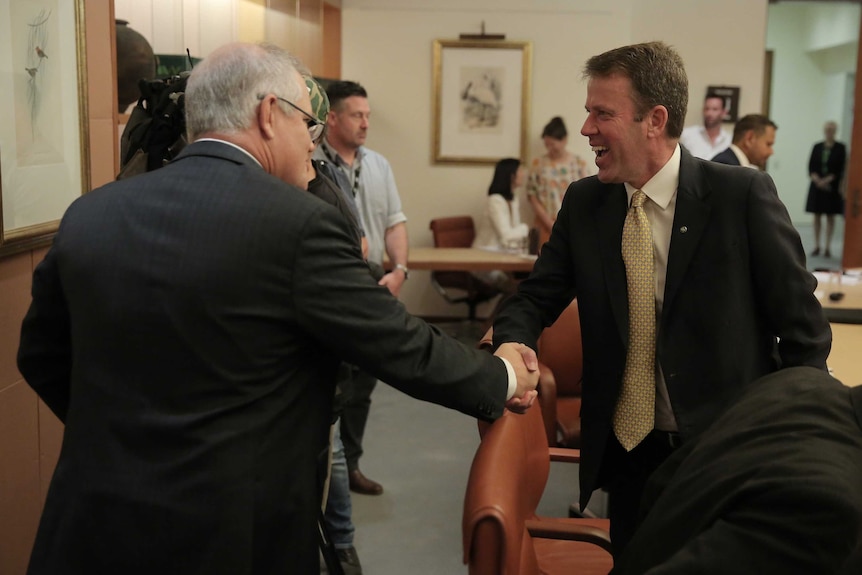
left=339, top=95, right=369, bottom=111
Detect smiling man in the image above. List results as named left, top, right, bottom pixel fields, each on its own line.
left=491, top=41, right=831, bottom=558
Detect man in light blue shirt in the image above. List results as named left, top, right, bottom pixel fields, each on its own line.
left=313, top=81, right=408, bottom=499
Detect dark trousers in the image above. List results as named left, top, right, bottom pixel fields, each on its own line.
left=339, top=367, right=378, bottom=472
left=602, top=429, right=680, bottom=558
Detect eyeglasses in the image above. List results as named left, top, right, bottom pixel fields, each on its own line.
left=259, top=94, right=326, bottom=144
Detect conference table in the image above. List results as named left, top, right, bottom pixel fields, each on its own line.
left=399, top=247, right=538, bottom=273
left=812, top=269, right=862, bottom=387
left=389, top=252, right=862, bottom=384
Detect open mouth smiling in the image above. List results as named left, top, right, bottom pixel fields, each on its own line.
left=592, top=146, right=608, bottom=158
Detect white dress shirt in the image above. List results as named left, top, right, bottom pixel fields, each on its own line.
left=679, top=125, right=731, bottom=160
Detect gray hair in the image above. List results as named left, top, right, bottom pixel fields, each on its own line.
left=185, top=43, right=305, bottom=140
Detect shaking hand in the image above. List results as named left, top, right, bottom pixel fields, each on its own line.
left=494, top=342, right=540, bottom=413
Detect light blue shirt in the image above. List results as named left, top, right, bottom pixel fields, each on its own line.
left=314, top=140, right=407, bottom=265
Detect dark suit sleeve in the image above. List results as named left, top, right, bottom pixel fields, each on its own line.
left=745, top=171, right=831, bottom=368
left=638, top=491, right=860, bottom=575
left=17, top=244, right=73, bottom=422
left=289, top=204, right=509, bottom=421
left=616, top=370, right=862, bottom=575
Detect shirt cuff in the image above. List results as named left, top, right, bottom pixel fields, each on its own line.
left=498, top=357, right=518, bottom=400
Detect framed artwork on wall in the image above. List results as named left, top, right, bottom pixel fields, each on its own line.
left=707, top=85, right=741, bottom=124
left=0, top=0, right=90, bottom=258
left=432, top=39, right=532, bottom=165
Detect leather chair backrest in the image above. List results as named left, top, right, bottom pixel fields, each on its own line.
left=430, top=216, right=476, bottom=248
left=430, top=216, right=480, bottom=292
left=537, top=299, right=583, bottom=397
left=464, top=407, right=550, bottom=574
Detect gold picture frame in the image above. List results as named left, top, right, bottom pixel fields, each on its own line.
left=432, top=39, right=531, bottom=165
left=0, top=0, right=90, bottom=258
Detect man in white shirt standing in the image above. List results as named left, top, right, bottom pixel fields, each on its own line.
left=679, top=93, right=731, bottom=160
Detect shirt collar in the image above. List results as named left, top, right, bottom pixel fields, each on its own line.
left=624, top=144, right=681, bottom=210
left=729, top=143, right=756, bottom=169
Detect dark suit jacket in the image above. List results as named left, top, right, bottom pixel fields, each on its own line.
left=612, top=367, right=862, bottom=575
left=710, top=146, right=741, bottom=165
left=493, top=147, right=831, bottom=509
left=18, top=141, right=509, bottom=575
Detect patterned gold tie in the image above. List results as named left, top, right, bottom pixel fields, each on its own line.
left=613, top=189, right=656, bottom=451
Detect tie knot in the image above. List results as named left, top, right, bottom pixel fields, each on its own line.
left=631, top=189, right=647, bottom=209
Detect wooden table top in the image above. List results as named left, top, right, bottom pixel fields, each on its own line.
left=828, top=322, right=862, bottom=387
left=397, top=247, right=538, bottom=273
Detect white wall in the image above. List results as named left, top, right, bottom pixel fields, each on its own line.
left=341, top=0, right=769, bottom=317
left=630, top=0, right=767, bottom=121
left=115, top=0, right=238, bottom=57
left=767, top=1, right=859, bottom=224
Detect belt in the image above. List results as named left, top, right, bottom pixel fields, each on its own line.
left=651, top=429, right=684, bottom=449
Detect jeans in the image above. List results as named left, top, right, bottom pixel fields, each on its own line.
left=325, top=418, right=355, bottom=549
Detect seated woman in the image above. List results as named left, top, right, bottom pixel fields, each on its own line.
left=472, top=158, right=530, bottom=293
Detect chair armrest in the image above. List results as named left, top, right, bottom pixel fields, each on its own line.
left=548, top=447, right=581, bottom=463
left=477, top=326, right=494, bottom=351
left=525, top=519, right=613, bottom=553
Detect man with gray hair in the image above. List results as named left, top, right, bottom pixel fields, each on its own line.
left=18, top=42, right=538, bottom=575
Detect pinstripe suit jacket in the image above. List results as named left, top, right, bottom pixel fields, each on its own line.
left=18, top=141, right=509, bottom=575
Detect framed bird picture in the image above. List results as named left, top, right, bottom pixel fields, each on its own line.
left=432, top=39, right=532, bottom=165
left=0, top=0, right=90, bottom=257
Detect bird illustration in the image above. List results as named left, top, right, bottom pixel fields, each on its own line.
left=25, top=67, right=38, bottom=78
left=35, top=46, right=48, bottom=59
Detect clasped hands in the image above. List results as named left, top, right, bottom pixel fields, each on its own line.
left=494, top=342, right=540, bottom=413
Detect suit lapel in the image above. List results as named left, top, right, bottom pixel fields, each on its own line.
left=597, top=183, right=629, bottom=345
left=662, top=152, right=711, bottom=323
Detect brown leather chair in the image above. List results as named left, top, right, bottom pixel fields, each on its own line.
left=463, top=406, right=613, bottom=575
left=429, top=216, right=500, bottom=320
left=537, top=299, right=584, bottom=448
left=478, top=298, right=584, bottom=448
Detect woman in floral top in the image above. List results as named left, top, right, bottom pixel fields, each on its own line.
left=526, top=116, right=588, bottom=247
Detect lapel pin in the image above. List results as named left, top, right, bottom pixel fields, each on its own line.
left=679, top=226, right=688, bottom=233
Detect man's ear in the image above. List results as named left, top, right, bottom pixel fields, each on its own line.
left=740, top=129, right=756, bottom=152
left=258, top=96, right=277, bottom=140
left=647, top=105, right=669, bottom=137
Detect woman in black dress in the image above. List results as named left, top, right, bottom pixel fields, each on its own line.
left=805, top=121, right=846, bottom=258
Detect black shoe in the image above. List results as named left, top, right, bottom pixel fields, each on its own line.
left=336, top=546, right=363, bottom=575
left=811, top=248, right=821, bottom=256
